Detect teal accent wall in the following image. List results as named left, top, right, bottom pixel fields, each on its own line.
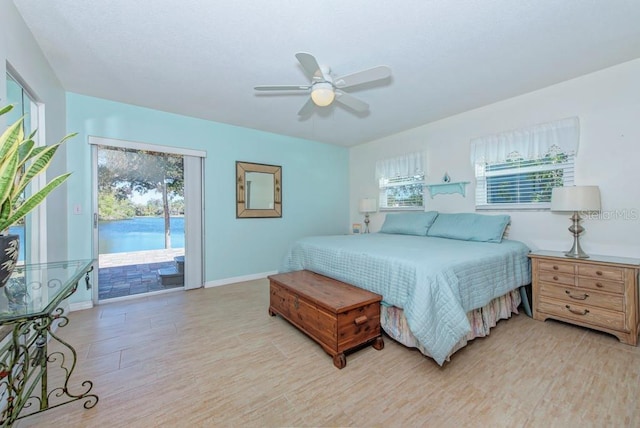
left=66, top=93, right=349, bottom=303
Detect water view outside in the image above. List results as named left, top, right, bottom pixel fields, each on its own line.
left=99, top=217, right=185, bottom=254
left=8, top=225, right=25, bottom=262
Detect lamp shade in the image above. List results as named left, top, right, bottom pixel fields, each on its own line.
left=359, top=198, right=377, bottom=213
left=311, top=82, right=335, bottom=107
left=551, top=186, right=601, bottom=212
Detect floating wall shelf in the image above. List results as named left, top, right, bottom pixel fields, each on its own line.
left=425, top=181, right=469, bottom=198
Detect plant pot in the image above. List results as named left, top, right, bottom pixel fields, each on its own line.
left=0, top=234, right=19, bottom=288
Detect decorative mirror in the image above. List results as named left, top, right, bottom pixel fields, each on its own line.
left=236, top=161, right=282, bottom=218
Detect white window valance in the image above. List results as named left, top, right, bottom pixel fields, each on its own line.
left=470, top=117, right=579, bottom=165
left=375, top=152, right=425, bottom=179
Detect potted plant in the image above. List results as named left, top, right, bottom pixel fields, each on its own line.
left=0, top=104, right=74, bottom=287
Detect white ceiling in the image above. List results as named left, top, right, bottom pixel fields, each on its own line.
left=12, top=0, right=640, bottom=147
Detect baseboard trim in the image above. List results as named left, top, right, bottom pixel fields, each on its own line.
left=204, top=271, right=277, bottom=288
left=69, top=301, right=94, bottom=312
left=69, top=272, right=276, bottom=309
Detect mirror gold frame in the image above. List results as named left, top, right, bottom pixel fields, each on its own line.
left=236, top=161, right=282, bottom=218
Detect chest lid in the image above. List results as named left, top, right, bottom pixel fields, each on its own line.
left=269, top=270, right=382, bottom=313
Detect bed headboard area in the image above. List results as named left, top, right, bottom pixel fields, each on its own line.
left=380, top=211, right=511, bottom=243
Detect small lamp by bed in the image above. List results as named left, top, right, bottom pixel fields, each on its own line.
left=359, top=198, right=377, bottom=233
left=551, top=185, right=601, bottom=259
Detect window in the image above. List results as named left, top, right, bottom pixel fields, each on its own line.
left=379, top=174, right=425, bottom=209
left=471, top=118, right=579, bottom=210
left=376, top=152, right=425, bottom=210
left=6, top=72, right=39, bottom=263
left=6, top=74, right=32, bottom=131
left=476, top=150, right=574, bottom=209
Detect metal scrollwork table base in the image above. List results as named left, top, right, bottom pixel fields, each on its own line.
left=0, top=259, right=98, bottom=426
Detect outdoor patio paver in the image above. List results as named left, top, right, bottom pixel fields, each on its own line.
left=98, top=249, right=184, bottom=300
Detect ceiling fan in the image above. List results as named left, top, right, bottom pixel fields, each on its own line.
left=254, top=52, right=391, bottom=116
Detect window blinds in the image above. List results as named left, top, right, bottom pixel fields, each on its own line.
left=471, top=118, right=579, bottom=210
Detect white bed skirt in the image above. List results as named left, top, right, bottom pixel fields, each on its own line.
left=380, top=288, right=522, bottom=362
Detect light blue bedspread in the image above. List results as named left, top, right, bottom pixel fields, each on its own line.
left=280, top=233, right=531, bottom=365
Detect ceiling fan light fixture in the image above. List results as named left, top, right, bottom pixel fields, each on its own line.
left=255, top=52, right=391, bottom=115
left=311, top=82, right=335, bottom=107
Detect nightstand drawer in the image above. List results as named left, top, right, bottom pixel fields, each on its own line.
left=578, top=265, right=624, bottom=282
left=538, top=261, right=576, bottom=275
left=577, top=277, right=624, bottom=294
left=537, top=296, right=626, bottom=331
left=539, top=282, right=624, bottom=312
left=538, top=271, right=575, bottom=286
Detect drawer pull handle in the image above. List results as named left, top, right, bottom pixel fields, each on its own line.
left=553, top=265, right=559, bottom=270
left=553, top=276, right=559, bottom=281
left=354, top=315, right=368, bottom=325
left=565, top=290, right=589, bottom=300
left=293, top=296, right=299, bottom=310
left=596, top=271, right=603, bottom=276
left=565, top=305, right=589, bottom=316
left=595, top=282, right=604, bottom=288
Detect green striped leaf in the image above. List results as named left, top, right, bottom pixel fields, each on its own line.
left=0, top=105, right=74, bottom=232
left=0, top=119, right=23, bottom=161
left=23, top=145, right=47, bottom=160
left=18, top=139, right=35, bottom=165
left=12, top=143, right=62, bottom=201
left=0, top=105, right=13, bottom=116
left=0, top=172, right=71, bottom=232
left=0, top=149, right=19, bottom=207
left=0, top=200, right=11, bottom=232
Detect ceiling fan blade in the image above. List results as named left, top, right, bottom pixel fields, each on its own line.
left=254, top=85, right=311, bottom=91
left=334, top=90, right=369, bottom=112
left=297, top=98, right=315, bottom=116
left=334, top=65, right=391, bottom=88
left=295, top=52, right=325, bottom=80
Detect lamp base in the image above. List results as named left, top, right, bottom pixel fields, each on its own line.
left=564, top=247, right=590, bottom=259
left=564, top=211, right=589, bottom=259
left=364, top=214, right=370, bottom=234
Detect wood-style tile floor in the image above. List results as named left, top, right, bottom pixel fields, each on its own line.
left=17, top=279, right=640, bottom=427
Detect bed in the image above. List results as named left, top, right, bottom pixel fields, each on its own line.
left=279, top=212, right=531, bottom=365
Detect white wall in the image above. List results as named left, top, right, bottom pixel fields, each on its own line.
left=350, top=58, right=640, bottom=258
left=0, top=1, right=69, bottom=261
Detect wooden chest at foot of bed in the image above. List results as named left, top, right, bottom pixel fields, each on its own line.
left=268, top=270, right=384, bottom=369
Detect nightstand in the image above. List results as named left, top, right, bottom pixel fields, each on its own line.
left=529, top=250, right=640, bottom=345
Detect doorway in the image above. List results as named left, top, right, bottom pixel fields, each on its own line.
left=90, top=137, right=205, bottom=303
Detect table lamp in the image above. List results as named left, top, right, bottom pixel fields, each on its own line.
left=550, top=185, right=601, bottom=259
left=359, top=198, right=377, bottom=233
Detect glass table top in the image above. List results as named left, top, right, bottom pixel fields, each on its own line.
left=0, top=259, right=94, bottom=323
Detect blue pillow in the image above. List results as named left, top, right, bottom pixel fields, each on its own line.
left=426, top=213, right=510, bottom=243
left=379, top=211, right=439, bottom=236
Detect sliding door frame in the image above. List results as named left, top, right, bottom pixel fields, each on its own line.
left=89, top=136, right=206, bottom=303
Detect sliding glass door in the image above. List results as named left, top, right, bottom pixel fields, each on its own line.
left=90, top=137, right=204, bottom=302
